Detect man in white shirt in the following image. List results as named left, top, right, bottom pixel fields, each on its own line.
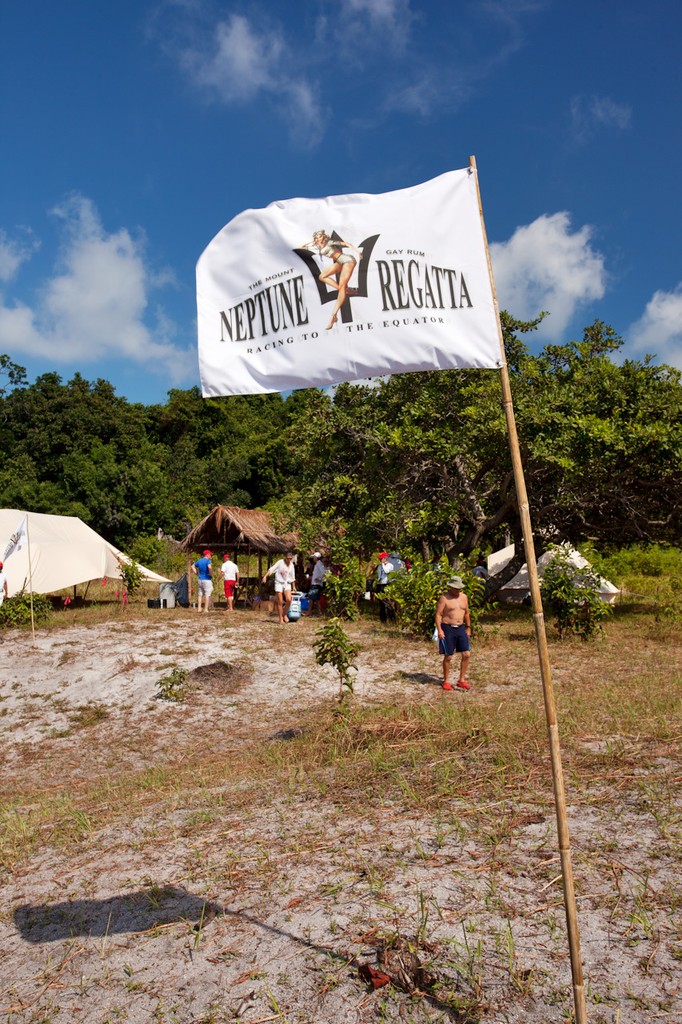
left=262, top=551, right=297, bottom=624
left=219, top=553, right=240, bottom=612
left=375, top=550, right=396, bottom=623
left=307, top=552, right=328, bottom=616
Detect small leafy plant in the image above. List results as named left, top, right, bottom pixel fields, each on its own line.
left=117, top=558, right=144, bottom=599
left=155, top=666, right=190, bottom=702
left=313, top=618, right=360, bottom=702
left=541, top=544, right=612, bottom=640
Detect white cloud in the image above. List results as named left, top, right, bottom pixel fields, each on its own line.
left=183, top=14, right=280, bottom=102
left=162, top=1, right=544, bottom=139
left=629, top=285, right=682, bottom=368
left=373, top=0, right=540, bottom=121
left=570, top=94, right=632, bottom=143
left=347, top=0, right=406, bottom=17
left=0, top=229, right=39, bottom=283
left=179, top=13, right=324, bottom=146
left=343, top=0, right=414, bottom=50
left=490, top=212, right=607, bottom=338
left=0, top=196, right=193, bottom=383
left=383, top=70, right=470, bottom=117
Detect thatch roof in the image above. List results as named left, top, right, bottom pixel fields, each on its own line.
left=180, top=506, right=298, bottom=555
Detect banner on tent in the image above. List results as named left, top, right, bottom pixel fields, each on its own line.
left=197, top=168, right=502, bottom=397
left=3, top=515, right=27, bottom=561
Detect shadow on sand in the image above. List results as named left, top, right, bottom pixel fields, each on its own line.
left=14, top=885, right=223, bottom=943
left=14, top=888, right=468, bottom=1019
left=401, top=671, right=441, bottom=688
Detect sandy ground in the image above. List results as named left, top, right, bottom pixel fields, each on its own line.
left=0, top=607, right=680, bottom=1023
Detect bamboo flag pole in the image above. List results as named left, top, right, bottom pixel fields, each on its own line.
left=469, top=155, right=587, bottom=1024
left=25, top=513, right=36, bottom=647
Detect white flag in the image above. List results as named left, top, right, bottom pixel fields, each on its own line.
left=3, top=515, right=27, bottom=561
left=197, top=168, right=502, bottom=397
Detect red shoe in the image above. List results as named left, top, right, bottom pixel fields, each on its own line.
left=442, top=681, right=453, bottom=691
left=456, top=680, right=471, bottom=690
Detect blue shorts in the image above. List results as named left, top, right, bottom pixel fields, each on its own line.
left=438, top=623, right=470, bottom=656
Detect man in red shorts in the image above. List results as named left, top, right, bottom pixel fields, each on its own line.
left=219, top=553, right=240, bottom=612
left=435, top=576, right=471, bottom=691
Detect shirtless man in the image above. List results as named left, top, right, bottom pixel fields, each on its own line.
left=435, top=576, right=471, bottom=691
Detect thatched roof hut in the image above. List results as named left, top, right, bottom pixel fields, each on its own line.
left=180, top=506, right=298, bottom=556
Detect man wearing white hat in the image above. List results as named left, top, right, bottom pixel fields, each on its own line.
left=307, top=552, right=327, bottom=616
left=435, top=576, right=471, bottom=691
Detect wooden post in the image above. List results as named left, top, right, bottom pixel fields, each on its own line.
left=26, top=514, right=36, bottom=647
left=187, top=557, right=193, bottom=607
left=470, top=155, right=586, bottom=1024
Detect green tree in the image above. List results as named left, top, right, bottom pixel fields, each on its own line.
left=282, top=319, right=681, bottom=575
left=0, top=362, right=314, bottom=548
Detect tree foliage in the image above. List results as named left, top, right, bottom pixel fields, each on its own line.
left=284, top=317, right=681, bottom=564
left=1, top=315, right=679, bottom=565
left=0, top=369, right=312, bottom=548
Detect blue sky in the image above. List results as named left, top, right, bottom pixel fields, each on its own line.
left=1, top=0, right=680, bottom=405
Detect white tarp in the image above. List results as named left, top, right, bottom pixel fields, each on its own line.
left=197, top=168, right=502, bottom=397
left=488, top=543, right=620, bottom=604
left=0, top=509, right=170, bottom=598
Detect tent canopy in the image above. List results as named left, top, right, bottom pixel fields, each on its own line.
left=488, top=543, right=620, bottom=604
left=0, top=509, right=170, bottom=599
left=180, top=505, right=298, bottom=556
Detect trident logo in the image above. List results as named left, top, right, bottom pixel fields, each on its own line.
left=294, top=233, right=380, bottom=325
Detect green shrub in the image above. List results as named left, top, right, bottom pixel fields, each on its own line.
left=386, top=556, right=487, bottom=640
left=129, top=535, right=164, bottom=570
left=130, top=534, right=187, bottom=579
left=580, top=542, right=682, bottom=619
left=541, top=545, right=612, bottom=640
left=581, top=542, right=682, bottom=584
left=0, top=592, right=52, bottom=628
left=324, top=541, right=366, bottom=620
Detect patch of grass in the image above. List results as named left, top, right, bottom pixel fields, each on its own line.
left=1, top=611, right=679, bottom=894
left=0, top=606, right=678, bottom=1024
left=69, top=703, right=111, bottom=728
left=3, top=652, right=677, bottom=881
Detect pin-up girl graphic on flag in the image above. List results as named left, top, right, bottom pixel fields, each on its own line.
left=299, top=230, right=363, bottom=330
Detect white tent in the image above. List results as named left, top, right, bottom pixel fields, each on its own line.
left=0, top=509, right=170, bottom=599
left=488, top=543, right=620, bottom=605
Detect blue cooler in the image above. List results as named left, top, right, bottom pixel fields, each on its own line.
left=288, top=595, right=302, bottom=621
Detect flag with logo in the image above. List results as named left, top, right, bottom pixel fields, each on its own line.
left=197, top=168, right=501, bottom=397
left=3, top=515, right=27, bottom=561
